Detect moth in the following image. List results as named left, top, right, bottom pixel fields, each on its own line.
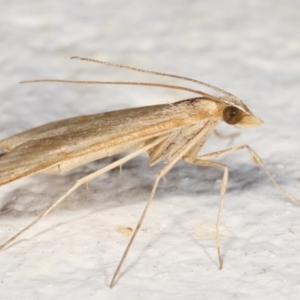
left=0, top=57, right=299, bottom=288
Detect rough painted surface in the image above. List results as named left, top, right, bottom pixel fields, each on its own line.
left=0, top=1, right=299, bottom=299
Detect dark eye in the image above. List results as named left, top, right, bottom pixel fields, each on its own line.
left=223, top=106, right=243, bottom=125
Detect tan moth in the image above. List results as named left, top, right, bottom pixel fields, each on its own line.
left=0, top=57, right=299, bottom=288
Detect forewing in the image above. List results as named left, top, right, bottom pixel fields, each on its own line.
left=0, top=102, right=200, bottom=185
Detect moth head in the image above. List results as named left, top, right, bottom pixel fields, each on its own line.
left=222, top=105, right=264, bottom=128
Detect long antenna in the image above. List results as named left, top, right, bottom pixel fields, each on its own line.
left=71, top=56, right=233, bottom=97
left=20, top=79, right=223, bottom=103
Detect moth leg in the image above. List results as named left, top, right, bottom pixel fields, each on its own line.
left=197, top=145, right=299, bottom=204
left=0, top=136, right=167, bottom=252
left=110, top=160, right=189, bottom=288
left=184, top=144, right=299, bottom=269
left=109, top=126, right=210, bottom=288
left=109, top=174, right=160, bottom=287
left=183, top=157, right=228, bottom=270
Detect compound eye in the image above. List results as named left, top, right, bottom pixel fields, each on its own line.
left=223, top=106, right=243, bottom=125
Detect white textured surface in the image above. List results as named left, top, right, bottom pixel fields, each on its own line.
left=0, top=1, right=300, bottom=299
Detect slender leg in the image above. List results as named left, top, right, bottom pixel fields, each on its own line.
left=109, top=175, right=160, bottom=288
left=110, top=142, right=299, bottom=287
left=183, top=157, right=228, bottom=270
left=109, top=124, right=211, bottom=287
left=0, top=136, right=167, bottom=251
left=197, top=145, right=299, bottom=204
left=183, top=144, right=299, bottom=270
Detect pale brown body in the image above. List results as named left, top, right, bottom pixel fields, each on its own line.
left=0, top=57, right=298, bottom=287
left=0, top=97, right=256, bottom=184
left=0, top=98, right=221, bottom=183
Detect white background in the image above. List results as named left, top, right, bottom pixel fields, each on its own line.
left=0, top=1, right=300, bottom=299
